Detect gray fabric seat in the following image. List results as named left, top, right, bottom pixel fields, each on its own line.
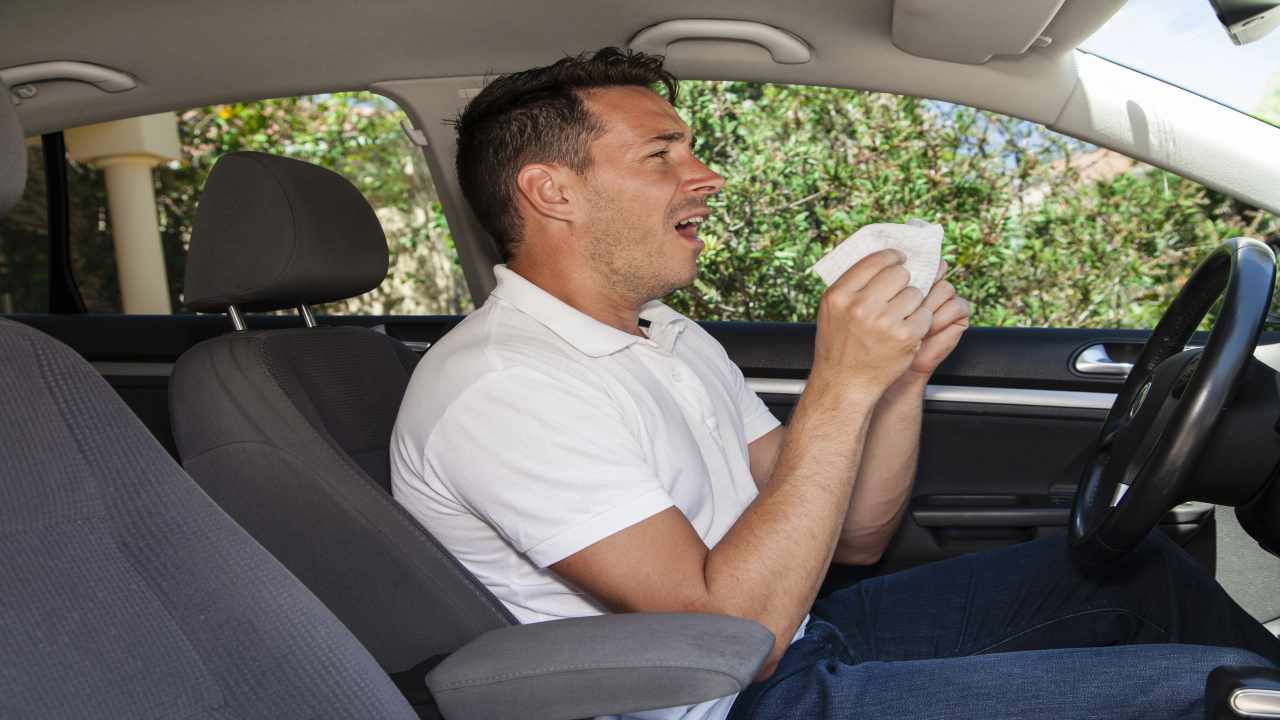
left=170, top=151, right=773, bottom=720
left=0, top=317, right=420, bottom=719
left=170, top=152, right=514, bottom=684
left=0, top=89, right=417, bottom=719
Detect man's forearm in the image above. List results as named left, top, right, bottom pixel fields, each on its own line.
left=704, top=376, right=880, bottom=673
left=833, top=370, right=927, bottom=564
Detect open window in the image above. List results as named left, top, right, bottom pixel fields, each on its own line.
left=0, top=92, right=473, bottom=318
left=665, top=81, right=1279, bottom=328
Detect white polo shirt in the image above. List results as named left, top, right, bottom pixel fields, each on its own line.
left=390, top=265, right=787, bottom=720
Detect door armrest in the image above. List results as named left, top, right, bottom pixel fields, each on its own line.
left=425, top=612, right=774, bottom=720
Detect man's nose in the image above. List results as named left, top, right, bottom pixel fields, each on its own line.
left=686, top=156, right=725, bottom=196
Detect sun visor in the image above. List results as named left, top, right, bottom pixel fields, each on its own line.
left=892, top=0, right=1080, bottom=64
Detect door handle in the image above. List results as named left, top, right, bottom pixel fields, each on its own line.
left=1074, top=344, right=1134, bottom=376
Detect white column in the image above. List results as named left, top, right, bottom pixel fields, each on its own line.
left=96, top=155, right=171, bottom=314
left=65, top=113, right=182, bottom=315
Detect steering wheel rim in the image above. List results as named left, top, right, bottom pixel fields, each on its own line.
left=1069, top=238, right=1276, bottom=568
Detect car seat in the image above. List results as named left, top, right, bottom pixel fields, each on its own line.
left=168, top=151, right=772, bottom=719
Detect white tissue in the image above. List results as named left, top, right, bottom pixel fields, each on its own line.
left=811, top=220, right=943, bottom=294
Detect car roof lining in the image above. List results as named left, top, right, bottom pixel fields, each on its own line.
left=3, top=0, right=1120, bottom=135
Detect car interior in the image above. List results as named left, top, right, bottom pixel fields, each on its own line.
left=5, top=0, right=1280, bottom=718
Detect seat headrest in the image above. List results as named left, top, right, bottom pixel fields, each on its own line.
left=184, top=151, right=388, bottom=313
left=0, top=85, right=27, bottom=218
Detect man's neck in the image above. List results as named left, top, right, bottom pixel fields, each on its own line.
left=508, top=257, right=647, bottom=337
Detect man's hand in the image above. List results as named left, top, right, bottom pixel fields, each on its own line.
left=813, top=249, right=934, bottom=402
left=907, top=260, right=971, bottom=378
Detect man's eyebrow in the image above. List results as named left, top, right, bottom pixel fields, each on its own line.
left=650, top=131, right=689, bottom=143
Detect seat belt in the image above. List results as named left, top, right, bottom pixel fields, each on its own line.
left=389, top=654, right=450, bottom=715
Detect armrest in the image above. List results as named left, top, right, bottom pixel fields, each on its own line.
left=425, top=612, right=774, bottom=720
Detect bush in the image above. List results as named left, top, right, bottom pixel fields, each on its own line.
left=3, top=84, right=1276, bottom=326
left=667, top=81, right=1279, bottom=327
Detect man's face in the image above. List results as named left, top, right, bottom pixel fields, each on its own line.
left=574, top=86, right=725, bottom=303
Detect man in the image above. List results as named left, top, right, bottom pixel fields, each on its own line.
left=391, top=48, right=1280, bottom=720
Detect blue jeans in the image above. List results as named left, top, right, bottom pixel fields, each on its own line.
left=728, top=532, right=1280, bottom=720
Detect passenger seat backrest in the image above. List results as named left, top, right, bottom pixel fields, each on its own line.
left=171, top=152, right=513, bottom=678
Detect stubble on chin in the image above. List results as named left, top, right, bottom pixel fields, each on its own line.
left=584, top=223, right=697, bottom=306
left=596, top=241, right=698, bottom=305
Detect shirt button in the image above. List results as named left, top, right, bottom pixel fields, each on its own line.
left=672, top=369, right=683, bottom=382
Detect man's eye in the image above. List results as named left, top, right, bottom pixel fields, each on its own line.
left=649, top=150, right=669, bottom=159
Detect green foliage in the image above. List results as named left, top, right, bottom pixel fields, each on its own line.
left=3, top=83, right=1277, bottom=328
left=154, top=93, right=471, bottom=315
left=1260, top=73, right=1280, bottom=127
left=667, top=81, right=1279, bottom=327
left=0, top=147, right=50, bottom=313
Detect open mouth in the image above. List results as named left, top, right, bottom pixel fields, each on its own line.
left=674, top=215, right=707, bottom=242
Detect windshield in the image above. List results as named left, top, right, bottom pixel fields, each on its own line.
left=1081, top=0, right=1280, bottom=126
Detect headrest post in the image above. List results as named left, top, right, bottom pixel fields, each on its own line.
left=227, top=304, right=247, bottom=332
left=298, top=304, right=317, bottom=328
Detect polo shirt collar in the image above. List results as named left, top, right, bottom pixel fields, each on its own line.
left=489, top=265, right=687, bottom=358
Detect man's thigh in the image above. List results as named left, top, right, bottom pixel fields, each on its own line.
left=812, top=532, right=1189, bottom=662
left=731, top=641, right=1271, bottom=720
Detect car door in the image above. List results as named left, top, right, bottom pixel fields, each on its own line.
left=658, top=81, right=1279, bottom=618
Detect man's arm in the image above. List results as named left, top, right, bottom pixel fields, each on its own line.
left=551, top=250, right=931, bottom=679
left=830, top=371, right=926, bottom=564
left=746, top=262, right=971, bottom=566
left=744, top=374, right=924, bottom=567
left=834, top=263, right=970, bottom=563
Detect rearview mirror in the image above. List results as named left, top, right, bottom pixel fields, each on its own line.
left=1210, top=0, right=1280, bottom=44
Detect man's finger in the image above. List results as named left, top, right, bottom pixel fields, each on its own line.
left=923, top=279, right=955, bottom=314
left=860, top=263, right=912, bottom=307
left=919, top=322, right=967, bottom=359
left=930, top=297, right=971, bottom=334
left=905, top=305, right=934, bottom=340
left=830, top=248, right=906, bottom=293
left=886, top=285, right=926, bottom=320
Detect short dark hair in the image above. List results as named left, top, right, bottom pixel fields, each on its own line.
left=454, top=47, right=679, bottom=261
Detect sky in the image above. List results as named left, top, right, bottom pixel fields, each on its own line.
left=1081, top=0, right=1280, bottom=117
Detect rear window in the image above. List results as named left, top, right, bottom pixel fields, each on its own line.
left=0, top=143, right=50, bottom=313
left=1, top=92, right=473, bottom=316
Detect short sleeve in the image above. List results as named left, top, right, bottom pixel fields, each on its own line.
left=733, top=366, right=781, bottom=443
left=424, top=368, right=676, bottom=568
left=718, top=348, right=781, bottom=443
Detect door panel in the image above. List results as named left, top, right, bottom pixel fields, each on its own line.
left=707, top=322, right=1270, bottom=588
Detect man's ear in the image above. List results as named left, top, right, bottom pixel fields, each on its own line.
left=515, top=163, right=577, bottom=224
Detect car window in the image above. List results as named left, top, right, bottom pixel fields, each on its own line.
left=1, top=91, right=472, bottom=316
left=0, top=142, right=51, bottom=313
left=668, top=81, right=1280, bottom=328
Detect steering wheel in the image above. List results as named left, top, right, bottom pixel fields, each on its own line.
left=1069, top=238, right=1276, bottom=568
